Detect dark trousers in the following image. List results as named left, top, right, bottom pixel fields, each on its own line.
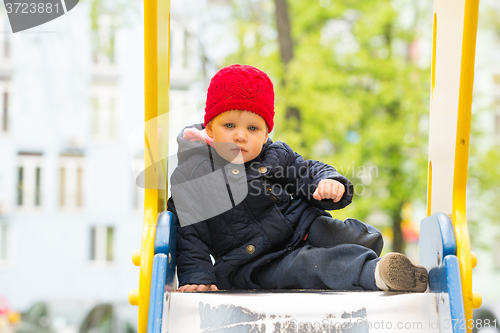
left=254, top=216, right=383, bottom=290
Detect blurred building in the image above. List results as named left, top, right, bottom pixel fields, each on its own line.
left=0, top=1, right=215, bottom=311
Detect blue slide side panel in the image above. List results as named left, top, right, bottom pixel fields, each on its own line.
left=445, top=255, right=466, bottom=333
left=435, top=212, right=457, bottom=257
left=147, top=254, right=168, bottom=333
left=420, top=213, right=465, bottom=332
left=419, top=212, right=457, bottom=289
left=155, top=211, right=173, bottom=255
left=154, top=211, right=177, bottom=290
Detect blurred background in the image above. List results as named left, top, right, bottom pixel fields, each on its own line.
left=0, top=0, right=499, bottom=332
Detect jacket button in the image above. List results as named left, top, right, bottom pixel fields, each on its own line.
left=246, top=245, right=255, bottom=254
left=258, top=166, right=267, bottom=174
left=269, top=195, right=277, bottom=201
left=232, top=169, right=240, bottom=175
left=267, top=187, right=272, bottom=192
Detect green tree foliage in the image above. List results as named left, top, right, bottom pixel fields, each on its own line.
left=89, top=0, right=139, bottom=63
left=469, top=144, right=500, bottom=248
left=467, top=3, right=500, bottom=248
left=225, top=0, right=431, bottom=252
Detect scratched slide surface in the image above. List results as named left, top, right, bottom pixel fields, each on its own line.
left=163, top=291, right=452, bottom=333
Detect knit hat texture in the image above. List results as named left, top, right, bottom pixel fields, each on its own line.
left=204, top=64, right=275, bottom=132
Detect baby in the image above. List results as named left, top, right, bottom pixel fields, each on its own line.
left=167, top=64, right=428, bottom=292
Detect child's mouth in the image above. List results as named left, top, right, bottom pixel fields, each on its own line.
left=232, top=147, right=247, bottom=153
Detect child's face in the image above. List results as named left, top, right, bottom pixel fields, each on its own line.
left=206, top=110, right=269, bottom=164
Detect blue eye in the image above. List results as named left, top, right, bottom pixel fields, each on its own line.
left=224, top=123, right=235, bottom=128
left=248, top=126, right=258, bottom=131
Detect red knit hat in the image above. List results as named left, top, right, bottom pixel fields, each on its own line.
left=204, top=64, right=275, bottom=132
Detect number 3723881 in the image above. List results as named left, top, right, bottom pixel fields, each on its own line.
left=444, top=319, right=497, bottom=330
left=5, top=2, right=60, bottom=14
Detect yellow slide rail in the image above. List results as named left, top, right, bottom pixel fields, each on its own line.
left=128, top=1, right=171, bottom=333
left=428, top=1, right=481, bottom=331
left=453, top=0, right=482, bottom=327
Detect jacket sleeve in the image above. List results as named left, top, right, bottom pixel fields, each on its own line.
left=280, top=142, right=353, bottom=211
left=167, top=174, right=216, bottom=287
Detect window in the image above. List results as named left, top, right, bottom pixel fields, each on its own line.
left=131, top=157, right=144, bottom=211
left=90, top=226, right=114, bottom=264
left=92, top=15, right=116, bottom=66
left=0, top=222, right=10, bottom=263
left=17, top=153, right=43, bottom=210
left=0, top=18, right=10, bottom=60
left=2, top=91, right=8, bottom=132
left=91, top=86, right=117, bottom=140
left=0, top=82, right=10, bottom=134
left=170, top=21, right=196, bottom=78
left=183, top=29, right=189, bottom=69
left=59, top=154, right=84, bottom=210
left=132, top=181, right=144, bottom=211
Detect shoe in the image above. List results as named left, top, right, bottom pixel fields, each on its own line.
left=377, top=253, right=428, bottom=292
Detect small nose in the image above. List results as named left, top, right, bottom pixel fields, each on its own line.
left=234, top=129, right=247, bottom=142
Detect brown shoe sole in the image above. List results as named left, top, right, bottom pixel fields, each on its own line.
left=379, top=253, right=428, bottom=292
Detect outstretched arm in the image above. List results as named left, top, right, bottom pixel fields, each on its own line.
left=281, top=142, right=353, bottom=210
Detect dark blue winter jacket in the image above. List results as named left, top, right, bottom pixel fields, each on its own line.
left=167, top=124, right=354, bottom=289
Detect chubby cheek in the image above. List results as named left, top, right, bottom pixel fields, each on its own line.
left=216, top=132, right=234, bottom=144
left=247, top=144, right=263, bottom=160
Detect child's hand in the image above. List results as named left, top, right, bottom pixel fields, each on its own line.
left=313, top=179, right=345, bottom=203
left=177, top=284, right=219, bottom=292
